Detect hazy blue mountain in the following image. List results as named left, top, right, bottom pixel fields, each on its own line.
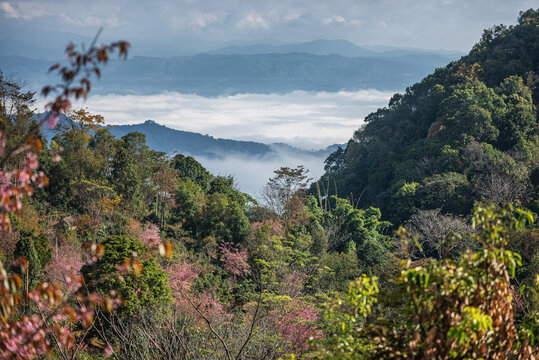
left=207, top=40, right=465, bottom=58
left=42, top=118, right=339, bottom=159
left=0, top=24, right=463, bottom=60
left=0, top=51, right=460, bottom=96
left=361, top=44, right=464, bottom=57
left=208, top=39, right=378, bottom=57
left=106, top=120, right=340, bottom=158
left=107, top=120, right=271, bottom=158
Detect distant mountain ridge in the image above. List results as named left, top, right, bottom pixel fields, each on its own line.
left=208, top=39, right=463, bottom=58
left=207, top=39, right=377, bottom=57
left=106, top=120, right=340, bottom=159
left=107, top=120, right=271, bottom=158
left=43, top=118, right=340, bottom=159
left=0, top=41, right=462, bottom=96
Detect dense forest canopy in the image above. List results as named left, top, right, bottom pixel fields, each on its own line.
left=0, top=8, right=537, bottom=360
left=314, top=8, right=539, bottom=226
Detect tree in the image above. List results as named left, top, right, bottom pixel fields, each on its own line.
left=150, top=158, right=178, bottom=228
left=406, top=209, right=474, bottom=260
left=111, top=134, right=146, bottom=216
left=81, top=235, right=171, bottom=315
left=416, top=172, right=473, bottom=215
left=262, top=165, right=311, bottom=217
left=309, top=204, right=537, bottom=359
left=0, top=34, right=130, bottom=360
left=53, top=108, right=106, bottom=181
left=172, top=153, right=211, bottom=192
left=13, top=234, right=44, bottom=289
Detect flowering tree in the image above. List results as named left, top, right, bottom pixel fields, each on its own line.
left=0, top=33, right=130, bottom=359
left=127, top=220, right=162, bottom=248
left=219, top=241, right=251, bottom=277
left=271, top=298, right=320, bottom=353
left=139, top=222, right=161, bottom=248
left=44, top=241, right=83, bottom=291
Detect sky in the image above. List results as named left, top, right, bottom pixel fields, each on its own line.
left=1, top=0, right=537, bottom=54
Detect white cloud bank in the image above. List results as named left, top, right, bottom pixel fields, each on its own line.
left=197, top=150, right=327, bottom=198
left=67, top=89, right=394, bottom=149
left=49, top=89, right=393, bottom=195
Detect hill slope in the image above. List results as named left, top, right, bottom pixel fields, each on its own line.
left=314, top=9, right=539, bottom=225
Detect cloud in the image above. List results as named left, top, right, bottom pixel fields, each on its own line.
left=1, top=0, right=536, bottom=52
left=237, top=13, right=270, bottom=30
left=0, top=2, right=18, bottom=18
left=54, top=89, right=393, bottom=149
left=197, top=150, right=326, bottom=197
left=322, top=15, right=347, bottom=25
left=0, top=1, right=49, bottom=19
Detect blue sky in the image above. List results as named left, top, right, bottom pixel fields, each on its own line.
left=1, top=0, right=536, bottom=54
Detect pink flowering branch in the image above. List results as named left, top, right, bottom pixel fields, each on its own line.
left=139, top=223, right=161, bottom=248
left=219, top=242, right=251, bottom=277
left=0, top=32, right=129, bottom=232
left=0, top=30, right=129, bottom=360
left=270, top=299, right=321, bottom=353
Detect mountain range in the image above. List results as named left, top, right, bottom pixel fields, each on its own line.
left=44, top=118, right=341, bottom=159
left=0, top=39, right=462, bottom=97
left=208, top=39, right=463, bottom=58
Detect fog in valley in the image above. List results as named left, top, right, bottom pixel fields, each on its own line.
left=53, top=89, right=393, bottom=194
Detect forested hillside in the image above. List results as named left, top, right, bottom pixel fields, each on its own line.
left=315, top=9, right=539, bottom=226
left=0, top=9, right=537, bottom=360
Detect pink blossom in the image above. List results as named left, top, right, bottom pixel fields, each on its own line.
left=104, top=344, right=114, bottom=357
left=196, top=291, right=234, bottom=323
left=271, top=299, right=321, bottom=353
left=219, top=242, right=250, bottom=277
left=252, top=219, right=285, bottom=238
left=166, top=261, right=200, bottom=295
left=127, top=221, right=161, bottom=247
left=45, top=242, right=83, bottom=291
left=139, top=223, right=161, bottom=247
left=0, top=315, right=49, bottom=359
left=47, top=114, right=60, bottom=128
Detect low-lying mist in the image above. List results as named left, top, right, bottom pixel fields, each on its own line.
left=48, top=89, right=395, bottom=196
left=197, top=149, right=328, bottom=197
left=63, top=89, right=393, bottom=149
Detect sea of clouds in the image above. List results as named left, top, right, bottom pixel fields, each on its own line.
left=71, top=89, right=394, bottom=149
left=54, top=89, right=394, bottom=195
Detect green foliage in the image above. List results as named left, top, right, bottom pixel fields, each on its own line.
left=172, top=153, right=211, bottom=192
left=308, top=204, right=537, bottom=359
left=81, top=235, right=171, bottom=315
left=13, top=234, right=45, bottom=287
left=310, top=275, right=379, bottom=359
left=316, top=252, right=362, bottom=293
left=439, top=82, right=502, bottom=144
left=111, top=135, right=146, bottom=216
left=200, top=193, right=251, bottom=245
left=173, top=177, right=252, bottom=250
left=313, top=12, right=539, bottom=225
left=252, top=228, right=318, bottom=292
left=310, top=195, right=391, bottom=269
left=416, top=172, right=473, bottom=215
